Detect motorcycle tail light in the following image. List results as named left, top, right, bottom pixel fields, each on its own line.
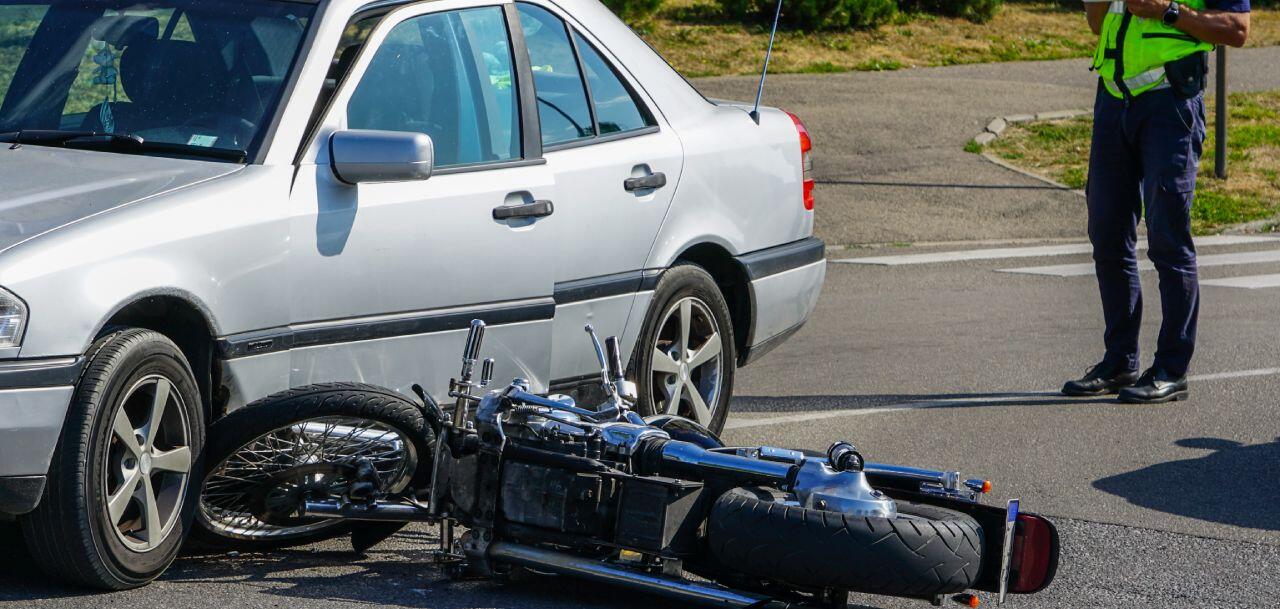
left=1008, top=513, right=1060, bottom=594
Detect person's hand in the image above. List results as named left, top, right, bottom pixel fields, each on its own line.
left=1127, top=0, right=1173, bottom=20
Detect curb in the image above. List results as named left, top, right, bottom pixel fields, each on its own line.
left=970, top=109, right=1092, bottom=197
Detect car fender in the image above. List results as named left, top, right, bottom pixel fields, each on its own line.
left=0, top=166, right=293, bottom=359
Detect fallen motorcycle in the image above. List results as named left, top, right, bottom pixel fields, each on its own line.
left=197, top=321, right=1058, bottom=607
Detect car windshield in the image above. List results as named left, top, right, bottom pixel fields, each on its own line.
left=0, top=0, right=315, bottom=162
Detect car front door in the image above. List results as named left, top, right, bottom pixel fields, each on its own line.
left=287, top=2, right=557, bottom=399
left=513, top=2, right=684, bottom=384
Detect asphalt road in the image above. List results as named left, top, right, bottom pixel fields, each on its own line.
left=4, top=236, right=1277, bottom=609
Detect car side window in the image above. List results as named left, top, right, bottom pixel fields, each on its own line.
left=515, top=3, right=592, bottom=147
left=572, top=32, right=653, bottom=135
left=346, top=7, right=520, bottom=168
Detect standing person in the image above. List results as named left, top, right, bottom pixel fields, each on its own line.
left=1063, top=0, right=1250, bottom=403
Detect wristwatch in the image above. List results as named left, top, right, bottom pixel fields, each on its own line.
left=1163, top=0, right=1182, bottom=25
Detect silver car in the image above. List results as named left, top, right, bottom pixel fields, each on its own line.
left=0, top=0, right=824, bottom=589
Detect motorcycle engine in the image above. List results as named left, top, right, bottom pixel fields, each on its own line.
left=498, top=406, right=614, bottom=536
left=496, top=404, right=673, bottom=541
left=503, top=406, right=602, bottom=459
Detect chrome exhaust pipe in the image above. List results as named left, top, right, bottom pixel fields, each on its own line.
left=487, top=542, right=796, bottom=608
left=301, top=499, right=434, bottom=522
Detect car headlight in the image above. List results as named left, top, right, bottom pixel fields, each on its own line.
left=0, top=287, right=27, bottom=349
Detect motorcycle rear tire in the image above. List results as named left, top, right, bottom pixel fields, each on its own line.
left=708, top=487, right=984, bottom=596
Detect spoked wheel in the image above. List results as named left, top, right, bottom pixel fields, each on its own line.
left=105, top=375, right=195, bottom=552
left=633, top=264, right=736, bottom=434
left=195, top=384, right=434, bottom=550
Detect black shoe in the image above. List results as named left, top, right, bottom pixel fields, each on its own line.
left=1118, top=368, right=1189, bottom=404
left=1062, top=361, right=1140, bottom=396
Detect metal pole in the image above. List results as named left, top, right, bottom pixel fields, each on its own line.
left=1215, top=45, right=1228, bottom=180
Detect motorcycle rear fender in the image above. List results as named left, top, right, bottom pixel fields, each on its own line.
left=880, top=489, right=1060, bottom=595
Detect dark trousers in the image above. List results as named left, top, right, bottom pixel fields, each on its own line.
left=1087, top=81, right=1204, bottom=377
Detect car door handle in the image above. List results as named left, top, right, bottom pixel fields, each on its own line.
left=624, top=172, right=667, bottom=192
left=492, top=199, right=554, bottom=220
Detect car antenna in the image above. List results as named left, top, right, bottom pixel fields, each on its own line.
left=749, top=0, right=784, bottom=125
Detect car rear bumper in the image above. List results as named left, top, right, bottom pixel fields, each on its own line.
left=736, top=238, right=825, bottom=366
left=0, top=358, right=80, bottom=513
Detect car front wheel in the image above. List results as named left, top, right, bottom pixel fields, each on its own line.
left=631, top=264, right=736, bottom=434
left=20, top=329, right=203, bottom=590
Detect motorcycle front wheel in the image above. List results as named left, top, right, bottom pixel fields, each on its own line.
left=708, top=486, right=984, bottom=597
left=193, top=383, right=435, bottom=550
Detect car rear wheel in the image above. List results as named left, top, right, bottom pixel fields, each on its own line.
left=631, top=264, right=736, bottom=434
left=20, top=329, right=203, bottom=590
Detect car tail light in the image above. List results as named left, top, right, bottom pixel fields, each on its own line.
left=784, top=110, right=814, bottom=211
left=1008, top=513, right=1060, bottom=594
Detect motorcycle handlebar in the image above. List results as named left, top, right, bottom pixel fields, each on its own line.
left=460, top=319, right=486, bottom=380
left=605, top=336, right=624, bottom=381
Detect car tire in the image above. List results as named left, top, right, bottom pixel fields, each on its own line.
left=630, top=263, right=736, bottom=434
left=708, top=487, right=985, bottom=596
left=20, top=329, right=204, bottom=590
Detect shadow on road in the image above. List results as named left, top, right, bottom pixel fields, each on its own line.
left=732, top=392, right=1115, bottom=413
left=1093, top=437, right=1280, bottom=532
left=0, top=523, right=888, bottom=608
left=0, top=520, right=119, bottom=603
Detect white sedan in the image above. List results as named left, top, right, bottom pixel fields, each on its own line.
left=0, top=0, right=823, bottom=588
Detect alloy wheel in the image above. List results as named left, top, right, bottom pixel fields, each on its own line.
left=649, top=296, right=725, bottom=426
left=103, top=375, right=193, bottom=552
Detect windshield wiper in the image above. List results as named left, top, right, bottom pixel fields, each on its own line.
left=0, top=129, right=247, bottom=162
left=0, top=129, right=144, bottom=148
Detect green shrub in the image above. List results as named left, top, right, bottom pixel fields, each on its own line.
left=717, top=0, right=898, bottom=30
left=602, top=0, right=664, bottom=23
left=900, top=0, right=1003, bottom=23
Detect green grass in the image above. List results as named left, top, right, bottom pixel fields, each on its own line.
left=641, top=1, right=1280, bottom=77
left=985, top=90, right=1280, bottom=234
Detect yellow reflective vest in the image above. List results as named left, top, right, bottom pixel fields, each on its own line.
left=1092, top=0, right=1215, bottom=98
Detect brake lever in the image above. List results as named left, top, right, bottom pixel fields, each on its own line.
left=584, top=324, right=612, bottom=390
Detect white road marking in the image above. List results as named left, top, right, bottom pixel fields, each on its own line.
left=724, top=367, right=1280, bottom=430
left=1189, top=367, right=1280, bottom=382
left=1000, top=249, right=1280, bottom=277
left=832, top=235, right=1277, bottom=266
left=1201, top=274, right=1280, bottom=290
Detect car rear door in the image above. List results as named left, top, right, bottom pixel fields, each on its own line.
left=512, top=2, right=684, bottom=384
left=286, top=2, right=558, bottom=399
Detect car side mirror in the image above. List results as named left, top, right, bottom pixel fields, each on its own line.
left=329, top=129, right=434, bottom=185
